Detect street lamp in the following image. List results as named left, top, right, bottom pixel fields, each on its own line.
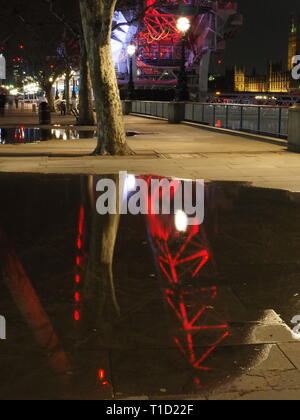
left=127, top=44, right=136, bottom=100
left=175, top=17, right=191, bottom=102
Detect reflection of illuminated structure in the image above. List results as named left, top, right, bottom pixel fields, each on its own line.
left=114, top=1, right=242, bottom=99
left=3, top=175, right=300, bottom=397
left=139, top=175, right=230, bottom=385
left=74, top=206, right=85, bottom=323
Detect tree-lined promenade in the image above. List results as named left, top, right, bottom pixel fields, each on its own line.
left=0, top=0, right=144, bottom=156
left=0, top=108, right=297, bottom=196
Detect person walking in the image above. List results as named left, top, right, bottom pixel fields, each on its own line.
left=60, top=101, right=67, bottom=116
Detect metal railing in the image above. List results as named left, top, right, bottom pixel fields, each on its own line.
left=131, top=101, right=169, bottom=119
left=129, top=101, right=289, bottom=139
left=185, top=103, right=289, bottom=139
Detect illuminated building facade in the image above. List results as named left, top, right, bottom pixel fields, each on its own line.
left=235, top=14, right=300, bottom=94
left=234, top=64, right=290, bottom=93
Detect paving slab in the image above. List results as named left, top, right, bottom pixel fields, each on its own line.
left=278, top=343, right=300, bottom=370
left=0, top=112, right=297, bottom=197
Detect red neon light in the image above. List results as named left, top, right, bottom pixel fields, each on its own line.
left=74, top=310, right=80, bottom=321
left=98, top=369, right=110, bottom=387
left=98, top=369, right=105, bottom=381
left=140, top=0, right=191, bottom=45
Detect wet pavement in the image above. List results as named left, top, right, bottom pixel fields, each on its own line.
left=0, top=174, right=300, bottom=400
left=0, top=127, right=153, bottom=145
left=0, top=127, right=96, bottom=144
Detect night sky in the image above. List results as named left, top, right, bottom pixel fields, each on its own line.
left=223, top=0, right=300, bottom=73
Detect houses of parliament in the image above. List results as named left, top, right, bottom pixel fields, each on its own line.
left=234, top=15, right=300, bottom=93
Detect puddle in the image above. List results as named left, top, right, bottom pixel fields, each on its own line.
left=0, top=128, right=153, bottom=144
left=0, top=128, right=97, bottom=144
left=0, top=174, right=300, bottom=399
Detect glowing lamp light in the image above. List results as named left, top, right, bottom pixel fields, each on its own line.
left=175, top=210, right=188, bottom=232
left=176, top=17, right=191, bottom=34
left=127, top=44, right=136, bottom=57
left=10, top=89, right=19, bottom=96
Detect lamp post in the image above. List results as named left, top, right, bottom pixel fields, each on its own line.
left=175, top=17, right=191, bottom=102
left=127, top=44, right=136, bottom=100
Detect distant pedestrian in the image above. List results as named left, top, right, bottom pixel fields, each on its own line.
left=60, top=101, right=66, bottom=116
left=0, top=94, right=7, bottom=116
left=15, top=97, right=19, bottom=109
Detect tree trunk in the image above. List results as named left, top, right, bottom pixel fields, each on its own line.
left=44, top=82, right=55, bottom=112
left=79, top=0, right=132, bottom=156
left=64, top=67, right=71, bottom=114
left=78, top=37, right=96, bottom=126
left=82, top=175, right=121, bottom=336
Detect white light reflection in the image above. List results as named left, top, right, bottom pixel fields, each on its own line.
left=175, top=210, right=188, bottom=232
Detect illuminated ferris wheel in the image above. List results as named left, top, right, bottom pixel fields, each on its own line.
left=112, top=1, right=242, bottom=97
left=137, top=1, right=241, bottom=68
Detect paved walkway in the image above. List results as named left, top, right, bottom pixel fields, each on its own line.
left=0, top=110, right=297, bottom=192
left=1, top=110, right=300, bottom=401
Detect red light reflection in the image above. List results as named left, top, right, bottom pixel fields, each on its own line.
left=74, top=206, right=85, bottom=322
left=138, top=175, right=230, bottom=386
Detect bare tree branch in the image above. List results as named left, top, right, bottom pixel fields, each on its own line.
left=43, top=0, right=80, bottom=40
